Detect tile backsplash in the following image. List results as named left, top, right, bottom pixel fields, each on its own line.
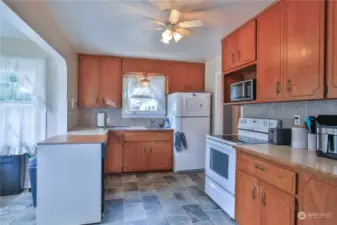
left=79, top=108, right=164, bottom=127
left=242, top=100, right=337, bottom=128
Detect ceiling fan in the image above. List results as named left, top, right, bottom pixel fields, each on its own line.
left=144, top=9, right=204, bottom=45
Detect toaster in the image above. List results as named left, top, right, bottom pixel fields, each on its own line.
left=268, top=128, right=292, bottom=145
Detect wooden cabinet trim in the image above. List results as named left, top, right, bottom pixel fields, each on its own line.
left=327, top=0, right=337, bottom=98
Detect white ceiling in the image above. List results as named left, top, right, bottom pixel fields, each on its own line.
left=0, top=16, right=28, bottom=39
left=43, top=0, right=274, bottom=62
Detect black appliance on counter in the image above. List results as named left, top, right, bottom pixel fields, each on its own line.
left=316, top=115, right=337, bottom=160
left=268, top=128, right=292, bottom=145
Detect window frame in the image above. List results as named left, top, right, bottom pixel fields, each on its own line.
left=122, top=74, right=166, bottom=119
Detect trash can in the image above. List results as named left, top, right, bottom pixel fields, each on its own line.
left=28, top=157, right=37, bottom=207
left=0, top=154, right=26, bottom=196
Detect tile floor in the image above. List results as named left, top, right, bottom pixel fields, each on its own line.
left=0, top=172, right=237, bottom=225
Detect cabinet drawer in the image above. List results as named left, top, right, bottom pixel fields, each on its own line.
left=123, top=131, right=173, bottom=142
left=238, top=153, right=296, bottom=194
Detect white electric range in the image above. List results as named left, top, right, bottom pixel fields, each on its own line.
left=205, top=118, right=281, bottom=219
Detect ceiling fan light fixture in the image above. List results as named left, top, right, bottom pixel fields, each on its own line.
left=173, top=32, right=183, bottom=43
left=162, top=29, right=173, bottom=40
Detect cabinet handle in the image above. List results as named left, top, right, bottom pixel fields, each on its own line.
left=252, top=185, right=256, bottom=199
left=276, top=82, right=280, bottom=94
left=231, top=53, right=235, bottom=63
left=287, top=79, right=292, bottom=92
left=262, top=192, right=266, bottom=206
left=144, top=147, right=147, bottom=152
left=255, top=164, right=265, bottom=171
left=237, top=51, right=240, bottom=61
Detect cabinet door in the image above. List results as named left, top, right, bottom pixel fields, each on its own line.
left=146, top=142, right=172, bottom=171
left=257, top=2, right=283, bottom=102
left=236, top=20, right=256, bottom=67
left=222, top=36, right=237, bottom=72
left=299, top=173, right=337, bottom=225
left=260, top=182, right=295, bottom=225
left=235, top=171, right=260, bottom=225
left=122, top=58, right=169, bottom=74
left=100, top=57, right=122, bottom=107
left=327, top=0, right=337, bottom=98
left=188, top=63, right=205, bottom=92
left=168, top=62, right=190, bottom=93
left=78, top=55, right=100, bottom=107
left=104, top=131, right=123, bottom=173
left=283, top=0, right=325, bottom=101
left=123, top=142, right=147, bottom=172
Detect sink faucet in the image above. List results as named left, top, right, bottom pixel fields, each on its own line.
left=148, top=118, right=155, bottom=128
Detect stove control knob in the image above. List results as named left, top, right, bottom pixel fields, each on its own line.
left=264, top=121, right=268, bottom=126
left=244, top=119, right=247, bottom=124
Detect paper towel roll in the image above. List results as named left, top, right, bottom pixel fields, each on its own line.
left=292, top=127, right=308, bottom=149
left=307, top=133, right=317, bottom=151
left=96, top=112, right=105, bottom=127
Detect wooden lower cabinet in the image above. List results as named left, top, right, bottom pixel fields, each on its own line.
left=298, top=173, right=337, bottom=225
left=146, top=142, right=172, bottom=170
left=105, top=131, right=173, bottom=173
left=123, top=142, right=147, bottom=172
left=104, top=131, right=123, bottom=173
left=260, top=182, right=295, bottom=225
left=235, top=171, right=260, bottom=225
left=236, top=152, right=296, bottom=225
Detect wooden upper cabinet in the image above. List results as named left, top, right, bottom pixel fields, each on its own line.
left=260, top=182, right=295, bottom=225
left=78, top=55, right=122, bottom=108
left=299, top=173, right=337, bottom=225
left=235, top=171, right=260, bottom=225
left=222, top=36, right=237, bottom=72
left=236, top=20, right=256, bottom=67
left=100, top=57, right=122, bottom=107
left=327, top=0, right=337, bottom=98
left=123, top=142, right=147, bottom=172
left=283, top=0, right=325, bottom=101
left=257, top=2, right=283, bottom=102
left=122, top=58, right=170, bottom=74
left=188, top=63, right=205, bottom=92
left=104, top=131, right=123, bottom=174
left=78, top=56, right=100, bottom=107
left=222, top=20, right=256, bottom=73
left=146, top=142, right=172, bottom=171
left=168, top=62, right=205, bottom=93
left=169, top=62, right=189, bottom=93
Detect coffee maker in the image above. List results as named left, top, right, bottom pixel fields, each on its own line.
left=316, top=115, right=337, bottom=160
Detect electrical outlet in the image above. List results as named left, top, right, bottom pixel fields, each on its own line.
left=293, top=114, right=301, bottom=126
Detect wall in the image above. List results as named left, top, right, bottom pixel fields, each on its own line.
left=205, top=55, right=233, bottom=134
left=3, top=0, right=79, bottom=132
left=242, top=100, right=337, bottom=128
left=79, top=108, right=163, bottom=128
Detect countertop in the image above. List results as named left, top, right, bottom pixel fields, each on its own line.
left=38, top=126, right=173, bottom=145
left=235, top=144, right=337, bottom=179
left=38, top=135, right=107, bottom=145
left=67, top=126, right=173, bottom=135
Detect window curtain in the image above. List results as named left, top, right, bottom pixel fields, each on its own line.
left=0, top=56, right=46, bottom=156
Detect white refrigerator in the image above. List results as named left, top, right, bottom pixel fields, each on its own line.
left=167, top=93, right=211, bottom=172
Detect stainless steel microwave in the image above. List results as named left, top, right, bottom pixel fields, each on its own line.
left=230, top=79, right=256, bottom=102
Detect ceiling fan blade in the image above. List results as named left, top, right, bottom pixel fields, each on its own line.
left=175, top=28, right=193, bottom=36
left=169, top=9, right=181, bottom=24
left=142, top=27, right=165, bottom=33
left=145, top=16, right=166, bottom=26
left=178, top=20, right=204, bottom=28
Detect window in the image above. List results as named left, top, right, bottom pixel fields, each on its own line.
left=122, top=74, right=166, bottom=118
left=0, top=56, right=46, bottom=155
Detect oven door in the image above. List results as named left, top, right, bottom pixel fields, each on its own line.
left=205, top=138, right=236, bottom=195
